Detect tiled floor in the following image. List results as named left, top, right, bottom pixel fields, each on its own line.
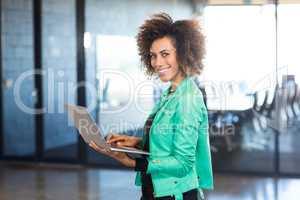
left=0, top=161, right=300, bottom=200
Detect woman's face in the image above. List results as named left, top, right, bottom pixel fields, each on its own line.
left=150, top=36, right=183, bottom=82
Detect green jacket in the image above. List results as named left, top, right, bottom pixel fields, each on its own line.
left=135, top=77, right=213, bottom=200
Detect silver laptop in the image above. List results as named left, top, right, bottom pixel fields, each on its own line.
left=65, top=104, right=149, bottom=155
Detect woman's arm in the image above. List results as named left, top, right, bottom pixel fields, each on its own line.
left=89, top=141, right=136, bottom=168
left=146, top=119, right=201, bottom=177
left=134, top=137, right=143, bottom=149
left=106, top=134, right=142, bottom=148
left=89, top=134, right=144, bottom=168
left=134, top=118, right=201, bottom=176
left=141, top=95, right=207, bottom=178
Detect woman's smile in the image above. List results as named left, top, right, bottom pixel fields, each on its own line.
left=150, top=36, right=185, bottom=86
left=157, top=66, right=172, bottom=76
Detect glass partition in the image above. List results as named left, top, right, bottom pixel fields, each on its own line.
left=42, top=0, right=78, bottom=160
left=1, top=0, right=300, bottom=176
left=1, top=0, right=35, bottom=157
left=201, top=4, right=277, bottom=172
left=84, top=0, right=193, bottom=165
left=277, top=2, right=300, bottom=174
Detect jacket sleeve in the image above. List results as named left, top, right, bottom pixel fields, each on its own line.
left=146, top=94, right=205, bottom=178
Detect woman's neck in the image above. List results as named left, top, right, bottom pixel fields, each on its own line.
left=170, top=72, right=186, bottom=91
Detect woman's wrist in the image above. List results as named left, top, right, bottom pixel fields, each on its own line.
left=129, top=158, right=136, bottom=168
left=132, top=137, right=142, bottom=148
left=122, top=157, right=136, bottom=168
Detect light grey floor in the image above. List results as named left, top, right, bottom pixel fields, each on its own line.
left=0, top=161, right=300, bottom=200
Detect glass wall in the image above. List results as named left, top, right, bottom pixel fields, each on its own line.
left=0, top=0, right=300, bottom=176
left=200, top=4, right=277, bottom=172
left=1, top=0, right=35, bottom=157
left=84, top=0, right=194, bottom=165
left=42, top=0, right=78, bottom=160
left=277, top=2, right=300, bottom=174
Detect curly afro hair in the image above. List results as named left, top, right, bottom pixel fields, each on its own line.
left=136, top=13, right=206, bottom=77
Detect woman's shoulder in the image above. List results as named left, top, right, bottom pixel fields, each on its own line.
left=177, top=78, right=206, bottom=107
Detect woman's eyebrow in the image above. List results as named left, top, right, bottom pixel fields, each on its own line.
left=150, top=48, right=173, bottom=55
left=159, top=49, right=168, bottom=53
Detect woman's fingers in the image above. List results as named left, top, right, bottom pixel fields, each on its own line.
left=88, top=141, right=130, bottom=166
left=89, top=141, right=110, bottom=156
left=107, top=134, right=126, bottom=143
left=105, top=133, right=117, bottom=141
left=89, top=141, right=102, bottom=152
left=107, top=137, right=125, bottom=144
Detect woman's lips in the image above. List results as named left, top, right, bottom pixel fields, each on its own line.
left=157, top=67, right=171, bottom=76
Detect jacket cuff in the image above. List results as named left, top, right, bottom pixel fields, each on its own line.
left=134, top=158, right=148, bottom=172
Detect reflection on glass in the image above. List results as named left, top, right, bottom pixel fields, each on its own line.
left=278, top=3, right=300, bottom=174
left=95, top=35, right=161, bottom=136
left=42, top=0, right=78, bottom=160
left=203, top=5, right=276, bottom=85
left=201, top=5, right=276, bottom=172
left=1, top=0, right=35, bottom=156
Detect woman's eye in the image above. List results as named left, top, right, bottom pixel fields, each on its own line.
left=162, top=53, right=169, bottom=57
left=150, top=54, right=155, bottom=59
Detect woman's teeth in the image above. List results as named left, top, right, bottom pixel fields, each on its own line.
left=158, top=67, right=170, bottom=73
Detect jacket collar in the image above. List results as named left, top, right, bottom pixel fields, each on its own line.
left=150, top=76, right=193, bottom=116
left=160, top=76, right=191, bottom=101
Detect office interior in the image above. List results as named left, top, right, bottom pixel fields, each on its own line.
left=1, top=0, right=300, bottom=199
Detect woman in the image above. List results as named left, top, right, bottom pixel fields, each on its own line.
left=89, top=13, right=213, bottom=200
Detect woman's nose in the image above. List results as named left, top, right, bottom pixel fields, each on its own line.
left=153, top=55, right=164, bottom=68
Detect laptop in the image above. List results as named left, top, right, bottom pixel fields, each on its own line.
left=65, top=104, right=149, bottom=156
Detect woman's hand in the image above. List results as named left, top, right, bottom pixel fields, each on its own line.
left=106, top=133, right=141, bottom=148
left=89, top=141, right=136, bottom=168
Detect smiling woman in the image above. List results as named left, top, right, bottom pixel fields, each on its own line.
left=149, top=37, right=181, bottom=84
left=137, top=13, right=205, bottom=78
left=89, top=13, right=213, bottom=200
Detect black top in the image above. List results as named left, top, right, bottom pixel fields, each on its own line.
left=135, top=112, right=156, bottom=199
left=135, top=89, right=197, bottom=200
left=134, top=109, right=199, bottom=200
left=134, top=88, right=179, bottom=199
